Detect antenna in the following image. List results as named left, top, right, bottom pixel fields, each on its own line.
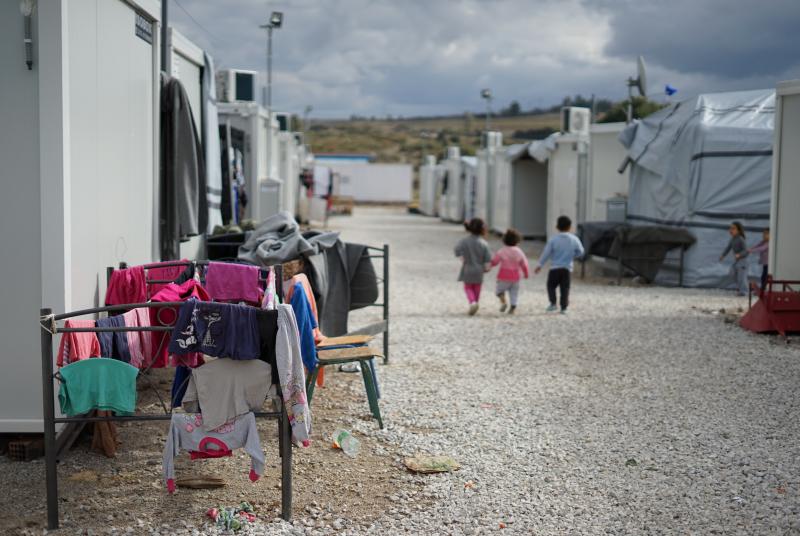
left=626, top=55, right=647, bottom=122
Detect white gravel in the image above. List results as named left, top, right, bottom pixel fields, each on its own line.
left=9, top=206, right=800, bottom=535
left=334, top=207, right=800, bottom=535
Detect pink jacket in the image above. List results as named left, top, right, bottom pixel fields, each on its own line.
left=491, top=246, right=530, bottom=282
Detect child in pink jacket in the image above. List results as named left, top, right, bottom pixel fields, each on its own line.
left=490, top=229, right=530, bottom=314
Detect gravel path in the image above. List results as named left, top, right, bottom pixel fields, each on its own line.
left=4, top=206, right=800, bottom=535
left=338, top=207, right=800, bottom=535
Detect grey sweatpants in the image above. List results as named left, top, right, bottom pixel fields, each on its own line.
left=730, top=258, right=749, bottom=295
left=496, top=280, right=521, bottom=306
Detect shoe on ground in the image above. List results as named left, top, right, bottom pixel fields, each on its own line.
left=339, top=363, right=361, bottom=373
left=469, top=303, right=479, bottom=316
left=508, top=305, right=517, bottom=315
left=499, top=303, right=508, bottom=313
left=559, top=309, right=568, bottom=315
left=546, top=304, right=558, bottom=313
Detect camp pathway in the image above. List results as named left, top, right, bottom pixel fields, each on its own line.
left=337, top=206, right=800, bottom=535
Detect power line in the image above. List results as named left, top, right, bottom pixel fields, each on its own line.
left=171, top=0, right=223, bottom=53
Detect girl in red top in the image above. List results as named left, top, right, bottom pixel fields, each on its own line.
left=490, top=229, right=530, bottom=314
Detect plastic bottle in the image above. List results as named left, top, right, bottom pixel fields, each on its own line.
left=332, top=428, right=360, bottom=458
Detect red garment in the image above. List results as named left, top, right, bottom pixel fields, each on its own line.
left=148, top=280, right=210, bottom=368
left=56, top=319, right=101, bottom=367
left=147, top=260, right=191, bottom=297
left=105, top=266, right=147, bottom=305
left=491, top=246, right=530, bottom=282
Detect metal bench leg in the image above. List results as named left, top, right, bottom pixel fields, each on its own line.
left=360, top=359, right=384, bottom=429
left=305, top=367, right=320, bottom=405
left=280, top=403, right=292, bottom=521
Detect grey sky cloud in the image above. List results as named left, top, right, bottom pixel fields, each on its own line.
left=171, top=0, right=800, bottom=118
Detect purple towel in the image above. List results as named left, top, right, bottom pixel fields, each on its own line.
left=205, top=262, right=261, bottom=304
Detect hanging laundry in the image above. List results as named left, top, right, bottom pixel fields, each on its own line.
left=284, top=273, right=324, bottom=343
left=170, top=365, right=193, bottom=408
left=162, top=412, right=264, bottom=494
left=160, top=75, right=208, bottom=260
left=122, top=308, right=152, bottom=369
left=261, top=267, right=277, bottom=310
left=205, top=262, right=261, bottom=304
left=96, top=315, right=131, bottom=363
left=181, top=358, right=272, bottom=431
left=276, top=305, right=312, bottom=446
left=58, top=358, right=139, bottom=416
left=105, top=266, right=147, bottom=306
left=56, top=319, right=101, bottom=367
left=147, top=260, right=194, bottom=296
left=168, top=299, right=260, bottom=360
left=288, top=282, right=318, bottom=372
left=256, top=309, right=279, bottom=379
left=149, top=280, right=210, bottom=368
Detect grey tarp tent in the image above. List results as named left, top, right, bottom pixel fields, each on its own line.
left=620, top=89, right=775, bottom=287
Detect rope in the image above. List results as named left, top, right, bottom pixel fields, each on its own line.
left=39, top=314, right=57, bottom=334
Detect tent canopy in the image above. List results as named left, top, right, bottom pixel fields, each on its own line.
left=619, top=88, right=775, bottom=287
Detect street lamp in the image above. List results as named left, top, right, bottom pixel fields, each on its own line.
left=259, top=11, right=284, bottom=187
left=480, top=88, right=492, bottom=132
left=259, top=11, right=284, bottom=112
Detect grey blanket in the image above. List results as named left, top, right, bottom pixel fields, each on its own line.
left=237, top=211, right=339, bottom=266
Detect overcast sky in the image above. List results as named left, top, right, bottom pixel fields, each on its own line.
left=171, top=0, right=800, bottom=118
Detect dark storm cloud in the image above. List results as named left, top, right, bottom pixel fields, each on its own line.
left=170, top=0, right=800, bottom=117
left=590, top=0, right=800, bottom=77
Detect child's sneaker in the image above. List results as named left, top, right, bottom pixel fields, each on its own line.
left=508, top=305, right=517, bottom=315
left=546, top=304, right=558, bottom=313
left=499, top=303, right=508, bottom=313
left=559, top=309, right=568, bottom=315
left=469, top=303, right=479, bottom=316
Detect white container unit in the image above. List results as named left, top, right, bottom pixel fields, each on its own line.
left=218, top=101, right=282, bottom=222
left=491, top=144, right=549, bottom=238
left=277, top=131, right=302, bottom=218
left=477, top=131, right=503, bottom=226
left=418, top=155, right=439, bottom=216
left=461, top=156, right=478, bottom=221
left=586, top=123, right=629, bottom=222
left=546, top=133, right=587, bottom=238
left=0, top=0, right=162, bottom=432
left=770, top=80, right=800, bottom=280
left=441, top=147, right=464, bottom=222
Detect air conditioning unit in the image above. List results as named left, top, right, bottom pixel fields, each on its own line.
left=424, top=155, right=436, bottom=166
left=561, top=107, right=590, bottom=136
left=447, top=146, right=460, bottom=159
left=274, top=112, right=291, bottom=131
left=216, top=69, right=257, bottom=103
left=481, top=131, right=503, bottom=149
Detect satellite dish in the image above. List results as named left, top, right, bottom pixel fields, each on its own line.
left=627, top=55, right=647, bottom=98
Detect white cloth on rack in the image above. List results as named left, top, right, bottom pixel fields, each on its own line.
left=276, top=304, right=312, bottom=446
left=182, top=358, right=271, bottom=431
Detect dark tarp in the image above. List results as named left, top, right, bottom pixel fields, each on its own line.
left=579, top=222, right=696, bottom=282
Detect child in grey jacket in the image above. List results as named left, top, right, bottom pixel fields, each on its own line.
left=720, top=221, right=749, bottom=296
left=455, top=218, right=492, bottom=315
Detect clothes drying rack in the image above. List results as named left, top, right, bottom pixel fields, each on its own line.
left=40, top=264, right=293, bottom=531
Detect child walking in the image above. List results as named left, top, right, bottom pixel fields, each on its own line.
left=490, top=229, right=529, bottom=314
left=719, top=221, right=749, bottom=296
left=747, top=228, right=769, bottom=293
left=534, top=216, right=585, bottom=314
left=455, top=218, right=492, bottom=315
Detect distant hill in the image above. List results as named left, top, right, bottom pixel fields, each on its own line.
left=306, top=112, right=562, bottom=164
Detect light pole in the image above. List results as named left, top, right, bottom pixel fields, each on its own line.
left=480, top=88, right=492, bottom=146
left=260, top=11, right=283, bottom=112
left=259, top=11, right=283, bottom=198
